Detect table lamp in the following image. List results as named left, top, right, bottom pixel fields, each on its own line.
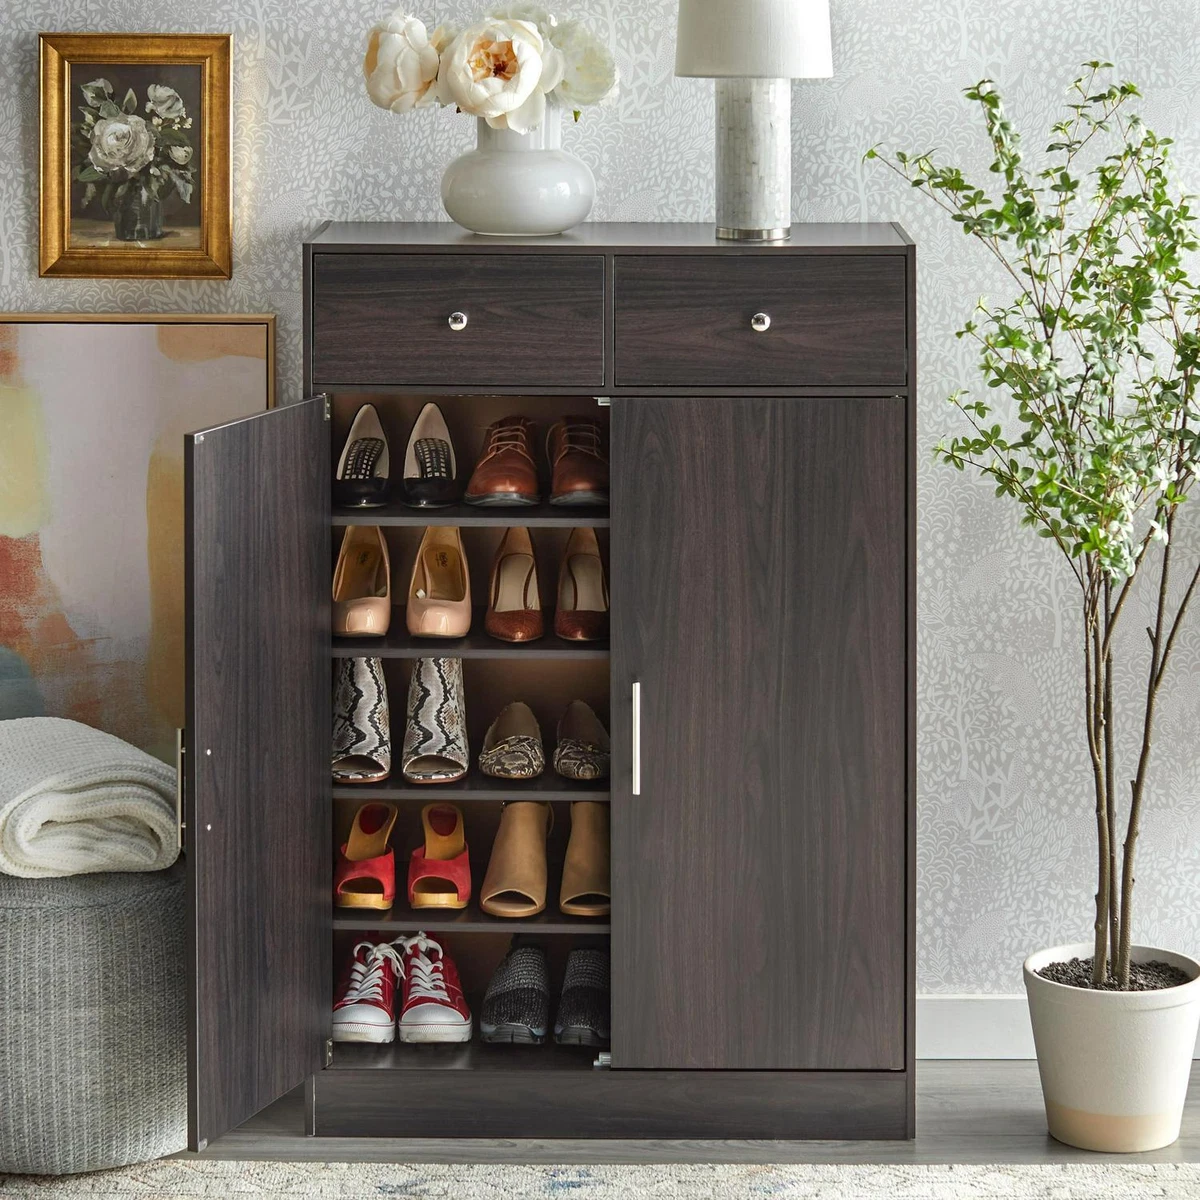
left=675, top=0, right=832, bottom=240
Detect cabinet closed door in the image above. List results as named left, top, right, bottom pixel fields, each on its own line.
left=609, top=396, right=907, bottom=1071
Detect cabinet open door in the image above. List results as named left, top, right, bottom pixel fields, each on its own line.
left=609, top=396, right=907, bottom=1071
left=184, top=399, right=331, bottom=1149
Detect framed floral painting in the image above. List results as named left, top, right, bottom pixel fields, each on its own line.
left=39, top=34, right=231, bottom=278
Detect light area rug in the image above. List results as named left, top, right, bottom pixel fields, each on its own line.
left=4, top=1162, right=1200, bottom=1199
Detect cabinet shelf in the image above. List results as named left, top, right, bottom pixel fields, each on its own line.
left=328, top=1040, right=600, bottom=1071
left=333, top=500, right=609, bottom=528
left=332, top=896, right=609, bottom=934
left=332, top=771, right=609, bottom=803
left=333, top=614, right=608, bottom=660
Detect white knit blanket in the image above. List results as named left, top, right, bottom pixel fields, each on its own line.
left=0, top=717, right=178, bottom=878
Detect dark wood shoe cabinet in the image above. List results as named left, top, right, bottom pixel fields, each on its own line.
left=182, top=222, right=916, bottom=1148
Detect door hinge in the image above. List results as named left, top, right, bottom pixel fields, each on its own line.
left=321, top=394, right=332, bottom=421
left=324, top=1037, right=334, bottom=1068
left=595, top=396, right=611, bottom=407
left=174, top=728, right=186, bottom=852
left=592, top=1051, right=611, bottom=1069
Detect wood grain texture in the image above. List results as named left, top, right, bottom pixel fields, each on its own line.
left=330, top=770, right=607, bottom=802
left=185, top=399, right=331, bottom=1150
left=307, top=221, right=909, bottom=250
left=332, top=500, right=609, bottom=528
left=610, top=396, right=907, bottom=1071
left=904, top=239, right=919, bottom=1133
left=332, top=613, right=608, bottom=659
left=311, top=254, right=605, bottom=387
left=311, top=1066, right=909, bottom=1139
left=187, top=1061, right=1199, bottom=1164
left=614, top=256, right=907, bottom=387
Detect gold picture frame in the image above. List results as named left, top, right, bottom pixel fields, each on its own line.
left=40, top=33, right=231, bottom=279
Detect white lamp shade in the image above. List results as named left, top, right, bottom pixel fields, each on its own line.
left=675, top=0, right=833, bottom=79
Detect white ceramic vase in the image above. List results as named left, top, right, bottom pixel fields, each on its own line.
left=441, top=111, right=595, bottom=237
left=1024, top=942, right=1200, bottom=1152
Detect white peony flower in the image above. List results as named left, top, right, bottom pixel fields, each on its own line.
left=440, top=17, right=563, bottom=134
left=550, top=19, right=617, bottom=108
left=88, top=114, right=155, bottom=175
left=489, top=4, right=556, bottom=39
left=146, top=84, right=185, bottom=120
left=364, top=10, right=451, bottom=112
left=168, top=144, right=193, bottom=165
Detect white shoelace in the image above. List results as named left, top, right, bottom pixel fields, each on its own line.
left=394, top=933, right=451, bottom=1004
left=341, top=941, right=403, bottom=1005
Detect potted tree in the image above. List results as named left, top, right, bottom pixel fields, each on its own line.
left=871, top=64, right=1200, bottom=1152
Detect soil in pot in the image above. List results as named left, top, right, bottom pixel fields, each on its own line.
left=1037, top=955, right=1191, bottom=991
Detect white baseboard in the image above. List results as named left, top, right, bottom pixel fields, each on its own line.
left=917, top=994, right=1200, bottom=1058
left=916, top=994, right=1035, bottom=1059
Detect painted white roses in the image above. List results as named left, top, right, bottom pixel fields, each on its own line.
left=364, top=6, right=616, bottom=132
left=88, top=114, right=155, bottom=174
left=72, top=76, right=197, bottom=228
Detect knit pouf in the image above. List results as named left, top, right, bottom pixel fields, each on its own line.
left=0, top=865, right=186, bottom=1174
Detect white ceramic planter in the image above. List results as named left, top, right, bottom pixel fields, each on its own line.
left=1024, top=941, right=1200, bottom=1152
left=441, top=112, right=595, bottom=237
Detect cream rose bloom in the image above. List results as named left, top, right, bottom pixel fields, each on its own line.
left=551, top=19, right=617, bottom=108
left=88, top=114, right=155, bottom=175
left=440, top=17, right=563, bottom=134
left=365, top=10, right=452, bottom=112
left=146, top=84, right=185, bottom=119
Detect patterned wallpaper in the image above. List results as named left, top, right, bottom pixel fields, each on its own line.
left=2, top=0, right=1199, bottom=992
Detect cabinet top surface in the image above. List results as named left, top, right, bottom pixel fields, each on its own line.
left=307, top=221, right=911, bottom=251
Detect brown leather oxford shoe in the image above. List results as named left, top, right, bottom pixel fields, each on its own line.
left=547, top=417, right=608, bottom=506
left=464, top=416, right=540, bottom=506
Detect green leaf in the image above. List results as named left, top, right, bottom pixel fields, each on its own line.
left=79, top=78, right=112, bottom=108
left=98, top=100, right=120, bottom=119
left=122, top=88, right=138, bottom=114
left=74, top=163, right=106, bottom=183
left=161, top=165, right=193, bottom=204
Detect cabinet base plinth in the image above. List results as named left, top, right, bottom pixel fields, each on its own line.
left=311, top=1068, right=911, bottom=1139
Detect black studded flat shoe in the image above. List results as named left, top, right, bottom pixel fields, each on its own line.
left=403, top=402, right=459, bottom=508
left=480, top=942, right=550, bottom=1044
left=336, top=404, right=391, bottom=508
left=554, top=947, right=609, bottom=1047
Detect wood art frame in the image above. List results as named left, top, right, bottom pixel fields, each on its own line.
left=39, top=33, right=231, bottom=279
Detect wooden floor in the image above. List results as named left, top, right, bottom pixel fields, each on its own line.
left=190, top=1061, right=1200, bottom=1164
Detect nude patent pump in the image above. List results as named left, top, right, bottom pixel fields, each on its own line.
left=406, top=526, right=471, bottom=638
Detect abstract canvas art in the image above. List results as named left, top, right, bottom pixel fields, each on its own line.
left=0, top=316, right=273, bottom=762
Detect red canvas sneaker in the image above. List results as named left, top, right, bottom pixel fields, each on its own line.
left=332, top=940, right=403, bottom=1043
left=395, top=932, right=473, bottom=1043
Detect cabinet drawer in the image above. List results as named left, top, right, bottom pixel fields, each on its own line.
left=614, top=255, right=907, bottom=387
left=311, top=253, right=605, bottom=387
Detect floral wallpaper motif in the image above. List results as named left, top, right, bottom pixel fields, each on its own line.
left=1, top=0, right=1199, bottom=991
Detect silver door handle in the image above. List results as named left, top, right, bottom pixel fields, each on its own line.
left=631, top=681, right=642, bottom=796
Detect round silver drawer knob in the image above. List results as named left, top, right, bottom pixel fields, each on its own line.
left=751, top=312, right=771, bottom=333
left=448, top=311, right=468, bottom=331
